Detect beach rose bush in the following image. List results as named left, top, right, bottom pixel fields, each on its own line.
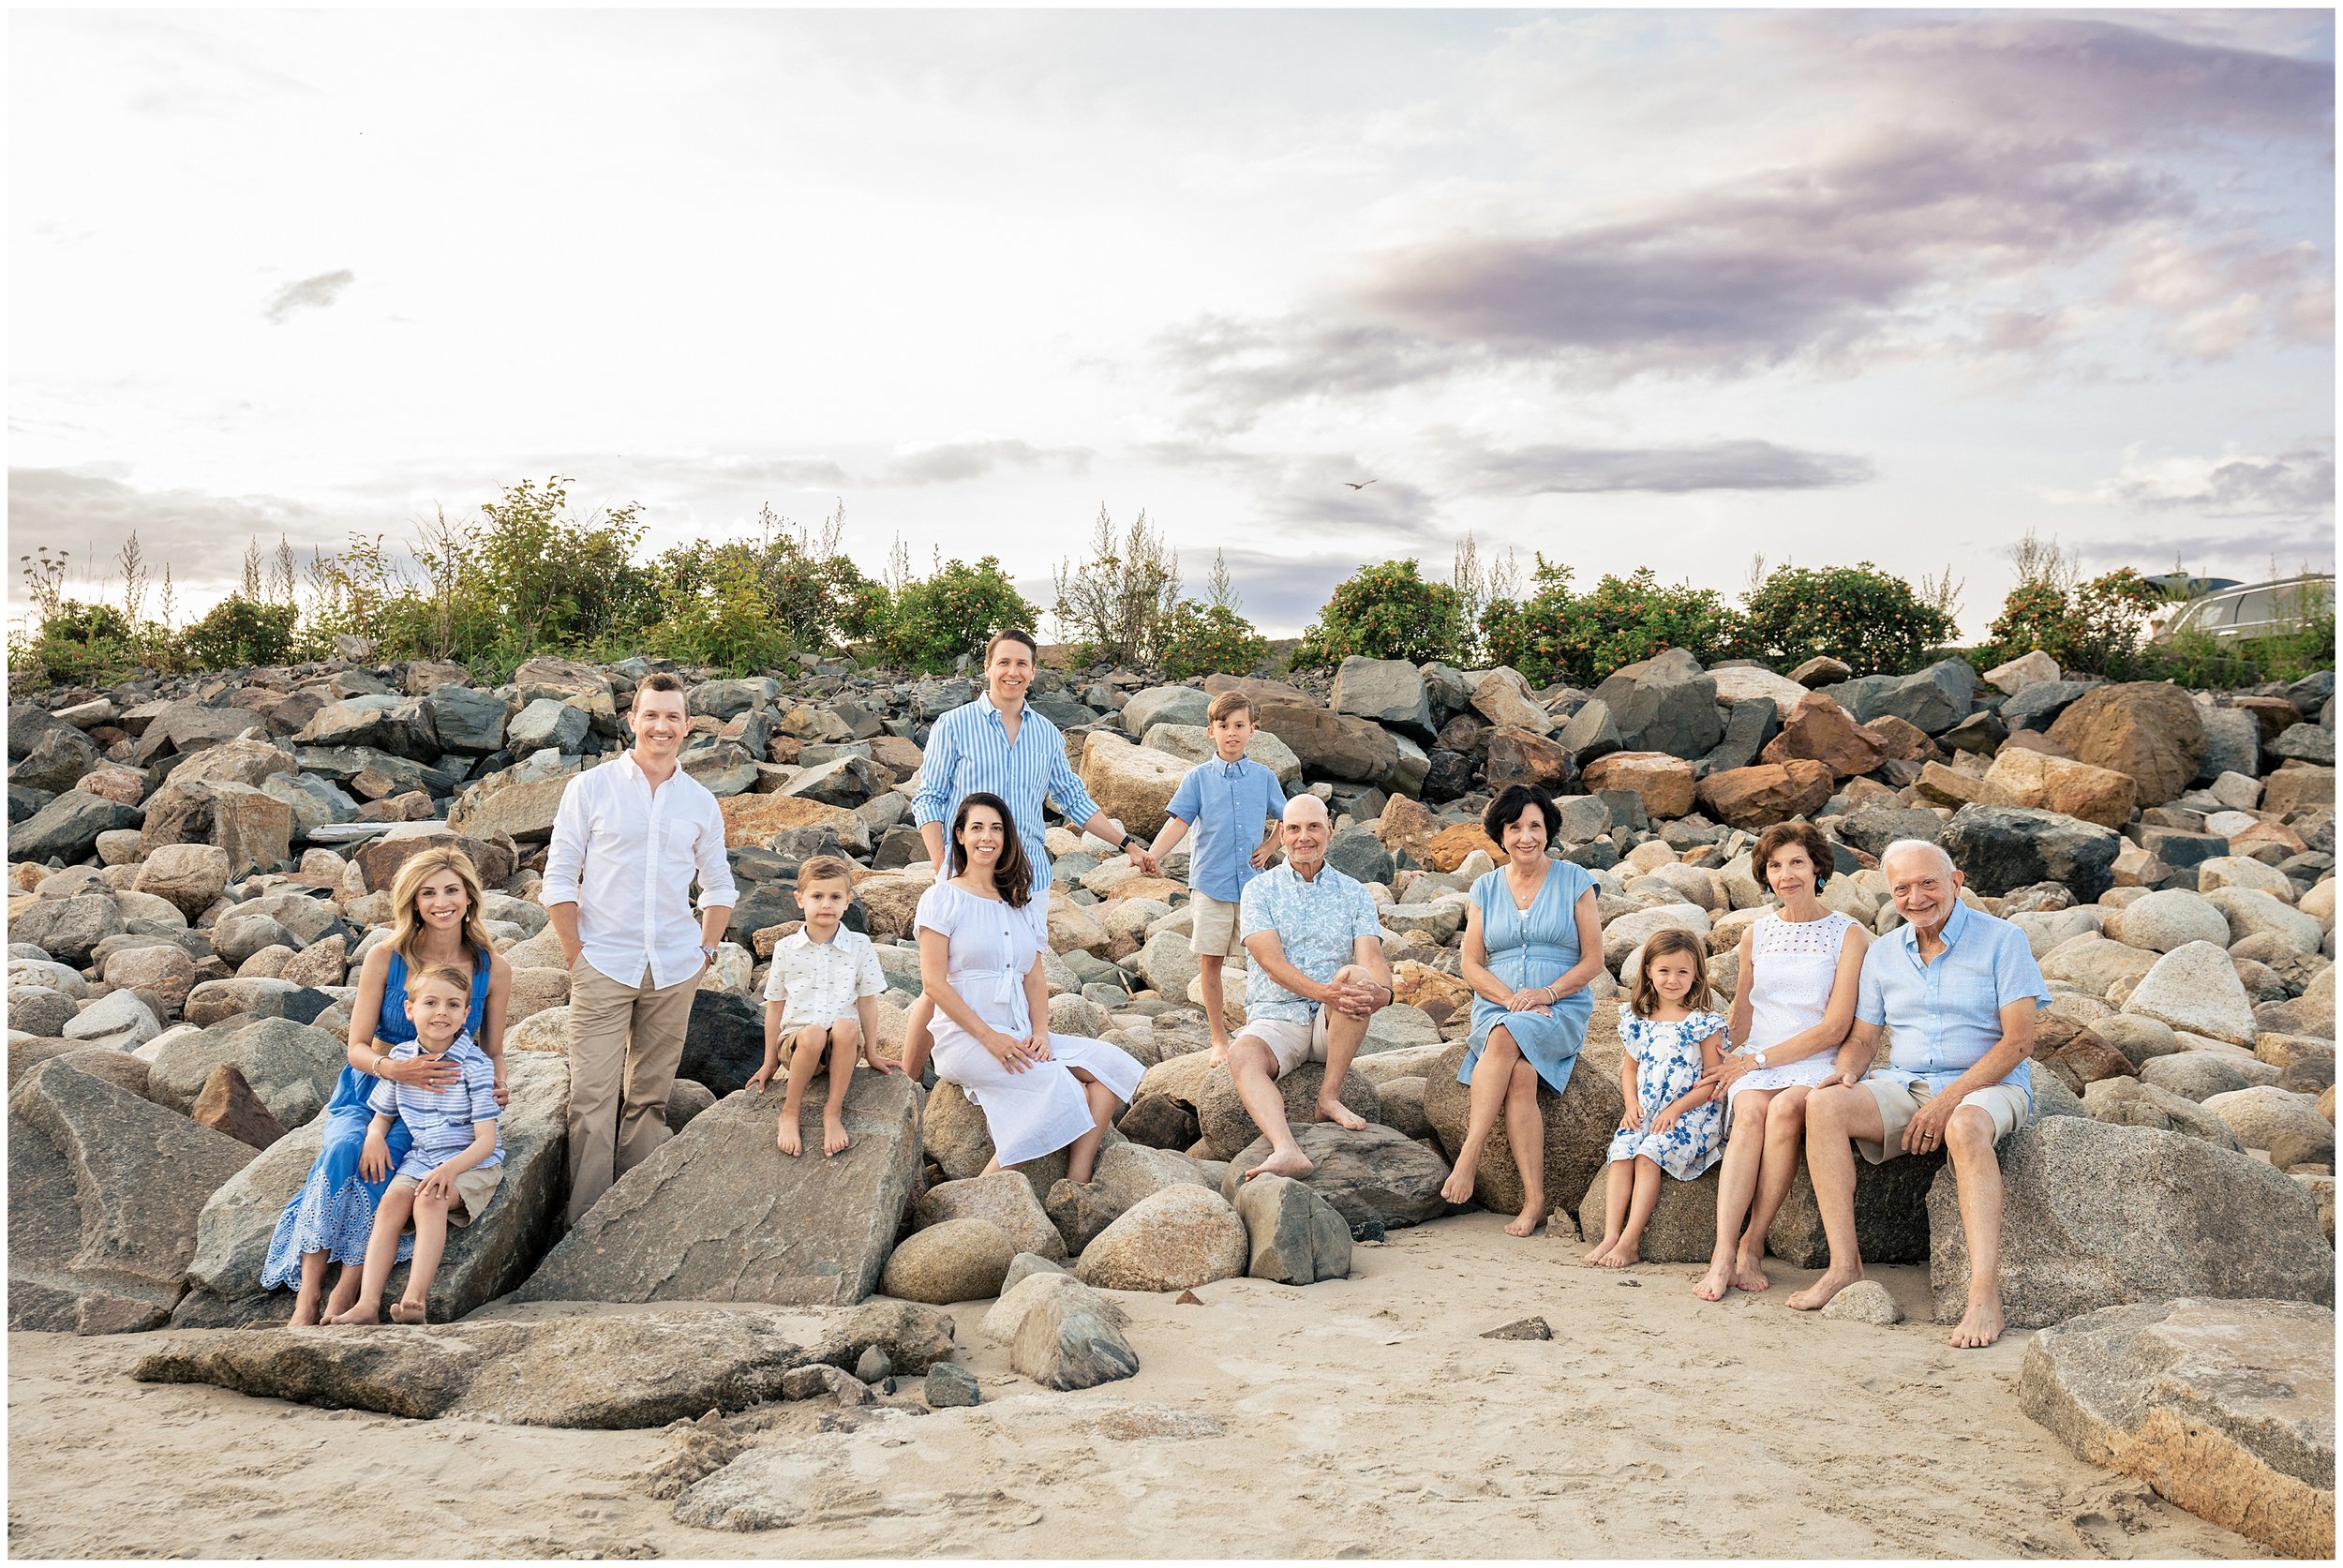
left=1738, top=561, right=1955, bottom=677
left=1293, top=560, right=1466, bottom=668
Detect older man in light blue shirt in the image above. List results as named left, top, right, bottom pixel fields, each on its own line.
left=1788, top=839, right=2050, bottom=1350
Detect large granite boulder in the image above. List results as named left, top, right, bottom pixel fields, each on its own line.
left=1230, top=1171, right=1353, bottom=1284
left=1926, top=1117, right=2332, bottom=1329
left=1573, top=1163, right=1720, bottom=1262
left=1581, top=752, right=1697, bottom=819
left=9, top=789, right=143, bottom=863
left=2103, top=889, right=2232, bottom=954
left=983, top=1271, right=1138, bottom=1391
left=1761, top=693, right=1882, bottom=779
left=1978, top=748, right=2138, bottom=831
left=1122, top=685, right=1210, bottom=735
left=1075, top=734, right=1187, bottom=841
left=1590, top=648, right=1722, bottom=759
left=515, top=1073, right=920, bottom=1307
left=1695, top=760, right=1835, bottom=829
left=2047, top=682, right=2207, bottom=807
left=1042, top=1142, right=1212, bottom=1256
left=915, top=1169, right=1067, bottom=1261
left=12, top=893, right=126, bottom=968
left=171, top=1053, right=572, bottom=1327
left=1139, top=724, right=1304, bottom=788
left=9, top=1058, right=256, bottom=1333
left=2081, top=1076, right=2244, bottom=1152
left=1329, top=657, right=1434, bottom=742
left=1253, top=703, right=1397, bottom=784
left=1762, top=1150, right=1946, bottom=1268
left=1218, top=1121, right=1450, bottom=1232
left=1422, top=1025, right=1624, bottom=1221
left=1193, top=1060, right=1378, bottom=1161
left=1939, top=803, right=2121, bottom=902
left=2122, top=941, right=2261, bottom=1048
left=1073, top=1184, right=1249, bottom=1292
left=880, top=1217, right=1016, bottom=1305
left=147, top=1017, right=347, bottom=1131
left=2019, top=1297, right=2334, bottom=1560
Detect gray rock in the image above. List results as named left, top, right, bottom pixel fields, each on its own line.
left=425, top=684, right=512, bottom=754
left=2272, top=724, right=2335, bottom=765
left=9, top=1058, right=255, bottom=1333
left=1873, top=658, right=1980, bottom=735
left=148, top=1017, right=346, bottom=1130
left=2193, top=706, right=2261, bottom=784
left=1330, top=657, right=1434, bottom=743
left=10, top=723, right=99, bottom=794
left=1999, top=679, right=2093, bottom=732
left=1325, top=825, right=1395, bottom=885
left=1230, top=1171, right=1353, bottom=1285
left=924, top=1360, right=981, bottom=1409
left=991, top=1271, right=1138, bottom=1391
left=1926, top=1116, right=2332, bottom=1328
left=1574, top=1162, right=1720, bottom=1262
left=172, top=1053, right=571, bottom=1327
left=1818, top=1279, right=1905, bottom=1325
left=2200, top=1084, right=2334, bottom=1157
left=12, top=893, right=127, bottom=968
left=2081, top=1076, right=2244, bottom=1152
left=1557, top=698, right=1622, bottom=764
left=1218, top=1122, right=1449, bottom=1232
left=507, top=697, right=590, bottom=754
left=2105, top=889, right=2231, bottom=953
left=515, top=1074, right=919, bottom=1307
left=1422, top=1029, right=1625, bottom=1224
left=62, top=988, right=161, bottom=1050
left=9, top=987, right=78, bottom=1038
left=9, top=789, right=143, bottom=863
left=2018, top=1297, right=2334, bottom=1559
left=2122, top=940, right=2260, bottom=1047
left=999, top=1250, right=1070, bottom=1296
left=2092, top=1014, right=2184, bottom=1068
left=2139, top=1050, right=2255, bottom=1101
left=1941, top=803, right=2122, bottom=902
left=1194, top=1060, right=1379, bottom=1162
left=917, top=1169, right=1067, bottom=1261
left=1765, top=1152, right=1946, bottom=1268
left=1591, top=648, right=1722, bottom=759
left=1121, top=685, right=1211, bottom=736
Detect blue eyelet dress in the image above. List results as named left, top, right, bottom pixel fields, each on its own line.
left=1458, top=859, right=1598, bottom=1097
left=259, top=947, right=490, bottom=1288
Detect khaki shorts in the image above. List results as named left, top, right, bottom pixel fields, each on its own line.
left=1189, top=892, right=1245, bottom=958
left=392, top=1163, right=504, bottom=1227
left=1234, top=1010, right=1331, bottom=1077
left=1856, top=1076, right=2028, bottom=1165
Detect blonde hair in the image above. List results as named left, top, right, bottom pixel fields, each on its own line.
left=795, top=855, right=856, bottom=893
left=387, top=847, right=494, bottom=969
left=1631, top=928, right=1713, bottom=1018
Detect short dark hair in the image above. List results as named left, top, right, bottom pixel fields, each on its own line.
left=984, top=629, right=1038, bottom=665
left=949, top=790, right=1034, bottom=909
left=1482, top=784, right=1562, bottom=848
left=1753, top=819, right=1834, bottom=895
left=632, top=670, right=688, bottom=708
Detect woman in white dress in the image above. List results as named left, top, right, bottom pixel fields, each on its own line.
left=1694, top=819, right=1869, bottom=1302
left=899, top=791, right=1143, bottom=1181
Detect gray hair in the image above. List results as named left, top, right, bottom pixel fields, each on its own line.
left=1878, top=839, right=1956, bottom=879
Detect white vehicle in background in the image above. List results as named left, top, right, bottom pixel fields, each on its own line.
left=2153, top=574, right=2335, bottom=643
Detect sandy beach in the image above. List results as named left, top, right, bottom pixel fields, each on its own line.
left=7, top=1213, right=2253, bottom=1561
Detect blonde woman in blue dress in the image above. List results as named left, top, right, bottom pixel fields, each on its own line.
left=1438, top=784, right=1604, bottom=1236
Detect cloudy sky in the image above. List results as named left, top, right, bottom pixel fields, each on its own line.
left=9, top=8, right=2335, bottom=641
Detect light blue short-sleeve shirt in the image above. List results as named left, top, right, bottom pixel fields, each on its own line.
left=1857, top=900, right=2049, bottom=1102
left=1237, top=861, right=1382, bottom=1023
left=1167, top=757, right=1286, bottom=904
left=366, top=1033, right=504, bottom=1181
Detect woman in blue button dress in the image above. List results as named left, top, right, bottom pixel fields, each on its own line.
left=1440, top=783, right=1604, bottom=1236
left=263, top=847, right=511, bottom=1325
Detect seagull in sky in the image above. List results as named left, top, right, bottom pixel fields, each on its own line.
left=1343, top=479, right=1378, bottom=490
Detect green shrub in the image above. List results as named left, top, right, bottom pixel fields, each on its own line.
left=178, top=595, right=299, bottom=670
left=1158, top=601, right=1269, bottom=679
left=874, top=556, right=1039, bottom=673
left=1739, top=561, right=1956, bottom=677
left=21, top=601, right=142, bottom=687
left=1052, top=507, right=1182, bottom=668
left=1984, top=567, right=2163, bottom=678
left=637, top=545, right=796, bottom=676
left=1480, top=560, right=1740, bottom=687
left=1293, top=560, right=1464, bottom=668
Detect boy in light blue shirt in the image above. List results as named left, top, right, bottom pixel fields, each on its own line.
left=1146, top=690, right=1287, bottom=1056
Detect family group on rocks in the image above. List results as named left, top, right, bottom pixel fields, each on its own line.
left=7, top=624, right=2336, bottom=1555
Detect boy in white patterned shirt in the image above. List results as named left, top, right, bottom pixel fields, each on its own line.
left=752, top=856, right=899, bottom=1156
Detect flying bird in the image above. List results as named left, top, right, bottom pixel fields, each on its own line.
left=1343, top=479, right=1378, bottom=490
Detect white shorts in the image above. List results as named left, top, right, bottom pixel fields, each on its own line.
left=1856, top=1076, right=2029, bottom=1164
left=1234, top=1010, right=1331, bottom=1077
left=1189, top=892, right=1244, bottom=958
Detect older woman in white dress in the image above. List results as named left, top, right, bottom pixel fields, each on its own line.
left=1693, top=819, right=1869, bottom=1301
left=899, top=792, right=1142, bottom=1181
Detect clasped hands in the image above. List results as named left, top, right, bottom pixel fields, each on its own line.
left=1319, top=973, right=1385, bottom=1020
left=984, top=1026, right=1056, bottom=1074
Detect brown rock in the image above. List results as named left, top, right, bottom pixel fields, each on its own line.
left=189, top=1063, right=290, bottom=1150
left=1422, top=1010, right=1628, bottom=1220
left=1076, top=734, right=1187, bottom=840
left=2262, top=765, right=2336, bottom=816
left=279, top=934, right=349, bottom=990
left=2037, top=1030, right=2139, bottom=1094
left=1980, top=748, right=2139, bottom=831
left=1762, top=694, right=1884, bottom=779
left=1376, top=795, right=1440, bottom=864
left=718, top=792, right=873, bottom=852
left=2231, top=694, right=2306, bottom=743
left=1425, top=824, right=1502, bottom=874
left=1392, top=961, right=1472, bottom=1022
left=1253, top=703, right=1396, bottom=784
left=1788, top=656, right=1852, bottom=688
left=134, top=843, right=232, bottom=919
left=1859, top=714, right=1942, bottom=765
left=350, top=829, right=517, bottom=896
left=1582, top=752, right=1696, bottom=819
left=1914, top=760, right=1990, bottom=807
left=1694, top=760, right=1833, bottom=829
left=2045, top=683, right=2206, bottom=808
left=101, top=943, right=200, bottom=1013
left=1485, top=727, right=1575, bottom=794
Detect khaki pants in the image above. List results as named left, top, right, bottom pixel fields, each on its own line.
left=566, top=960, right=698, bottom=1225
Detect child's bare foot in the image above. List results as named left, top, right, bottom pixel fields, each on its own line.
left=1786, top=1264, right=1864, bottom=1311
left=823, top=1113, right=851, bottom=1157
left=1503, top=1201, right=1544, bottom=1237
left=390, top=1298, right=428, bottom=1325
left=1732, top=1248, right=1771, bottom=1293
left=1581, top=1238, right=1619, bottom=1267
left=777, top=1114, right=802, bottom=1157
left=1693, top=1261, right=1734, bottom=1301
left=1595, top=1241, right=1638, bottom=1269
left=1314, top=1096, right=1366, bottom=1132
left=329, top=1304, right=381, bottom=1325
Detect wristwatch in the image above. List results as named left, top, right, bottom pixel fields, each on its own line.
left=1122, top=835, right=1143, bottom=854
left=699, top=944, right=719, bottom=964
left=1754, top=1051, right=1769, bottom=1069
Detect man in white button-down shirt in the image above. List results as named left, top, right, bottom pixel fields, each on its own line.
left=543, top=671, right=737, bottom=1224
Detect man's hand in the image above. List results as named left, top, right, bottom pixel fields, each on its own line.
left=1902, top=1091, right=1955, bottom=1155
left=1325, top=976, right=1381, bottom=1019
left=1127, top=846, right=1162, bottom=877
left=560, top=938, right=583, bottom=968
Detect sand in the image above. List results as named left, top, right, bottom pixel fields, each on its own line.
left=7, top=1213, right=2255, bottom=1560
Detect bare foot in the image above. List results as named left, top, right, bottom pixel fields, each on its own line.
left=823, top=1114, right=851, bottom=1157
left=777, top=1114, right=802, bottom=1158
left=389, top=1299, right=428, bottom=1325
left=1205, top=1043, right=1230, bottom=1069
left=1438, top=1154, right=1481, bottom=1205
left=1581, top=1239, right=1618, bottom=1267
left=1243, top=1146, right=1314, bottom=1181
left=1503, top=1202, right=1544, bottom=1238
left=1314, top=1096, right=1366, bottom=1132
left=289, top=1298, right=321, bottom=1327
left=1732, top=1249, right=1771, bottom=1293
left=1786, top=1264, right=1864, bottom=1311
left=323, top=1283, right=360, bottom=1320
left=1595, top=1241, right=1638, bottom=1269
left=1693, top=1261, right=1734, bottom=1301
left=330, top=1304, right=381, bottom=1326
left=1948, top=1296, right=2005, bottom=1349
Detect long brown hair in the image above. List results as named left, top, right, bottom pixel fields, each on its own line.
left=1631, top=927, right=1713, bottom=1018
left=388, top=847, right=494, bottom=968
left=949, top=791, right=1033, bottom=909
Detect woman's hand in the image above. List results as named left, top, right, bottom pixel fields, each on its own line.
left=359, top=1132, right=392, bottom=1183
left=383, top=1053, right=460, bottom=1092
left=1706, top=1053, right=1754, bottom=1090
left=984, top=1029, right=1035, bottom=1074
left=1024, top=1029, right=1054, bottom=1063
left=491, top=1077, right=510, bottom=1108
left=1504, top=988, right=1553, bottom=1016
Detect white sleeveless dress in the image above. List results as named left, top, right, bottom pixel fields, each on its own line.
left=1726, top=909, right=1858, bottom=1107
left=915, top=883, right=1145, bottom=1168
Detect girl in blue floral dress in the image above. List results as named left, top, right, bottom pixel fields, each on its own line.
left=1587, top=927, right=1726, bottom=1268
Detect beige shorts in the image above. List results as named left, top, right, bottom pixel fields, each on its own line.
left=1856, top=1076, right=2029, bottom=1165
left=1189, top=892, right=1245, bottom=958
left=391, top=1163, right=504, bottom=1227
left=1234, top=1010, right=1331, bottom=1077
